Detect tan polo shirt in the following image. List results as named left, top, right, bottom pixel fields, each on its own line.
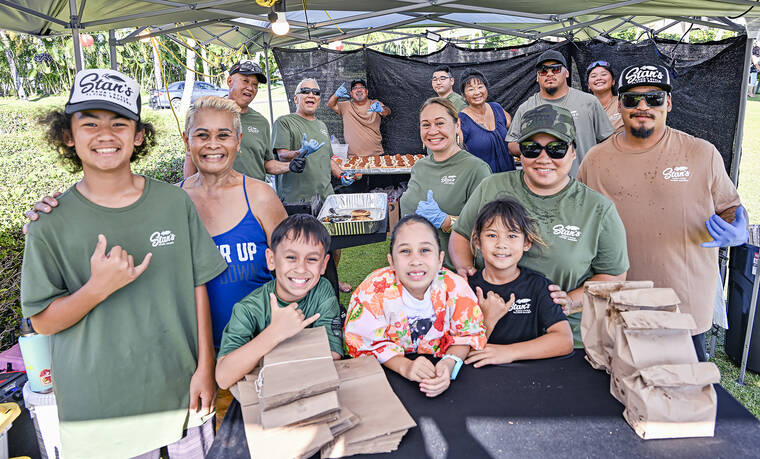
left=578, top=128, right=741, bottom=334
left=336, top=100, right=383, bottom=156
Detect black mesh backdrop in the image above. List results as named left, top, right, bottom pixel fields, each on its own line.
left=273, top=36, right=745, bottom=170
left=572, top=35, right=747, bottom=174
left=272, top=47, right=367, bottom=142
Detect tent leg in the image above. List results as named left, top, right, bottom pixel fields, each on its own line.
left=729, top=36, right=754, bottom=186
left=69, top=0, right=83, bottom=71
left=108, top=30, right=118, bottom=70
left=265, top=44, right=274, bottom=122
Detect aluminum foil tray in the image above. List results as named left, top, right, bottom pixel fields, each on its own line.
left=317, top=193, right=388, bottom=236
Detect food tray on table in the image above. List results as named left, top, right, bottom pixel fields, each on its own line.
left=317, top=193, right=388, bottom=236
left=341, top=154, right=426, bottom=175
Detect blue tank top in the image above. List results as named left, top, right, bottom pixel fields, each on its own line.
left=181, top=178, right=273, bottom=348
left=460, top=102, right=516, bottom=173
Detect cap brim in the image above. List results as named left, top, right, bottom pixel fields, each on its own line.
left=517, top=127, right=574, bottom=144
left=231, top=70, right=267, bottom=83
left=65, top=100, right=139, bottom=121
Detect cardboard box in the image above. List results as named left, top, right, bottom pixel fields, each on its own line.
left=387, top=200, right=400, bottom=235
left=581, top=281, right=654, bottom=371
left=621, top=362, right=720, bottom=439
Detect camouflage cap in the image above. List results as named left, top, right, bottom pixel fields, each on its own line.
left=517, top=104, right=576, bottom=144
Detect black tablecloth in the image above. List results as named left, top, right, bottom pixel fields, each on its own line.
left=208, top=351, right=760, bottom=458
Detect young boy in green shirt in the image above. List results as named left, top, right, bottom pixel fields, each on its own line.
left=21, top=69, right=227, bottom=458
left=216, top=214, right=343, bottom=389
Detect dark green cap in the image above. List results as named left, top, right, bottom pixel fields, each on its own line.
left=517, top=104, right=576, bottom=144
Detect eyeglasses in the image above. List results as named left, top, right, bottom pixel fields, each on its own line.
left=619, top=90, right=667, bottom=109
left=538, top=64, right=563, bottom=76
left=519, top=140, right=570, bottom=159
left=586, top=60, right=610, bottom=72
left=431, top=76, right=452, bottom=83
left=297, top=88, right=321, bottom=96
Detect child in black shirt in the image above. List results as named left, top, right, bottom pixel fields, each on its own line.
left=465, top=198, right=573, bottom=367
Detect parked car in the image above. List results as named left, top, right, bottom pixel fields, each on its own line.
left=149, top=81, right=229, bottom=110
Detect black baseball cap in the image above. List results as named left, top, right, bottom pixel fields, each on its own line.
left=535, top=50, right=567, bottom=69
left=350, top=78, right=367, bottom=89
left=618, top=64, right=671, bottom=93
left=229, top=59, right=267, bottom=83
left=65, top=69, right=141, bottom=121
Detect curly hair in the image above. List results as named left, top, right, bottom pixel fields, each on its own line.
left=40, top=109, right=157, bottom=172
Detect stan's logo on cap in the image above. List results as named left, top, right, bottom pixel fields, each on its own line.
left=66, top=69, right=141, bottom=121
left=618, top=64, right=672, bottom=93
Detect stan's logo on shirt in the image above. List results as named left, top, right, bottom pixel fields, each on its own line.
left=570, top=110, right=579, bottom=119
left=441, top=175, right=457, bottom=185
left=321, top=128, right=329, bottom=137
left=150, top=230, right=176, bottom=247
left=610, top=113, right=621, bottom=121
left=662, top=166, right=690, bottom=182
left=510, top=298, right=532, bottom=314
left=247, top=126, right=259, bottom=134
left=553, top=224, right=582, bottom=242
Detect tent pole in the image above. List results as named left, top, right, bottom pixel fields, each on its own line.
left=108, top=29, right=118, bottom=70
left=729, top=36, right=753, bottom=185
left=265, top=44, right=274, bottom=123
left=69, top=0, right=83, bottom=71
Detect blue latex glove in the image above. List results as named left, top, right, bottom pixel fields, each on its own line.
left=368, top=101, right=383, bottom=113
left=340, top=173, right=355, bottom=186
left=702, top=205, right=749, bottom=248
left=335, top=83, right=350, bottom=99
left=416, top=190, right=447, bottom=228
left=298, top=132, right=325, bottom=157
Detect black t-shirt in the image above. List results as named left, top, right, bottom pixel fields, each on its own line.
left=468, top=267, right=567, bottom=345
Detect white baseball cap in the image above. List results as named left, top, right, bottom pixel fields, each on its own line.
left=65, top=69, right=141, bottom=121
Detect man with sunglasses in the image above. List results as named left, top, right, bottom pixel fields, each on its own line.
left=578, top=64, right=747, bottom=361
left=451, top=105, right=629, bottom=347
left=327, top=78, right=390, bottom=157
left=506, top=50, right=614, bottom=177
left=273, top=78, right=351, bottom=202
left=183, top=60, right=289, bottom=181
left=431, top=65, right=468, bottom=112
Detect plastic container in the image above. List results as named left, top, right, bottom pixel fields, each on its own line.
left=17, top=319, right=52, bottom=393
left=22, top=382, right=60, bottom=459
left=725, top=243, right=760, bottom=373
left=331, top=143, right=349, bottom=162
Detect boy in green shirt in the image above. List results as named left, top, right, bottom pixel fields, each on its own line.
left=21, top=69, right=227, bottom=458
left=216, top=214, right=343, bottom=389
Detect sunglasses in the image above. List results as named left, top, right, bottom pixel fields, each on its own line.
left=586, top=60, right=610, bottom=72
left=538, top=64, right=563, bottom=76
left=298, top=88, right=321, bottom=96
left=619, top=90, right=667, bottom=109
left=519, top=140, right=570, bottom=159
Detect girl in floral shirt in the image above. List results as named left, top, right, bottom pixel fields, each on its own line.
left=344, top=215, right=486, bottom=397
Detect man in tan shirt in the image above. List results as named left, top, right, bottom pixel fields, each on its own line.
left=328, top=78, right=390, bottom=157
left=578, top=63, right=748, bottom=361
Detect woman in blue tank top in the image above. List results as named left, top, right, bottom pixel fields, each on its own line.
left=459, top=69, right=515, bottom=173
left=181, top=96, right=288, bottom=348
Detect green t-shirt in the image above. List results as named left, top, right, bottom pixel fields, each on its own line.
left=453, top=171, right=629, bottom=347
left=233, top=108, right=273, bottom=181
left=272, top=113, right=334, bottom=202
left=21, top=177, right=227, bottom=458
left=400, top=150, right=491, bottom=269
left=506, top=87, right=614, bottom=177
left=218, top=277, right=343, bottom=357
left=446, top=91, right=469, bottom=112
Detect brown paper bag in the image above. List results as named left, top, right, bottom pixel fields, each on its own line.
left=609, top=310, right=698, bottom=403
left=622, top=362, right=720, bottom=439
left=257, top=327, right=340, bottom=410
left=601, top=288, right=681, bottom=374
left=321, top=356, right=416, bottom=458
left=581, top=281, right=654, bottom=371
left=260, top=390, right=340, bottom=429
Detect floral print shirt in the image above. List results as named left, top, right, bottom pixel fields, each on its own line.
left=343, top=267, right=486, bottom=363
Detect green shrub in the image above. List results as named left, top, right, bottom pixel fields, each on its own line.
left=0, top=102, right=186, bottom=350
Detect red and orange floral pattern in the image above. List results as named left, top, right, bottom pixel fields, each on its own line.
left=343, top=267, right=486, bottom=362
